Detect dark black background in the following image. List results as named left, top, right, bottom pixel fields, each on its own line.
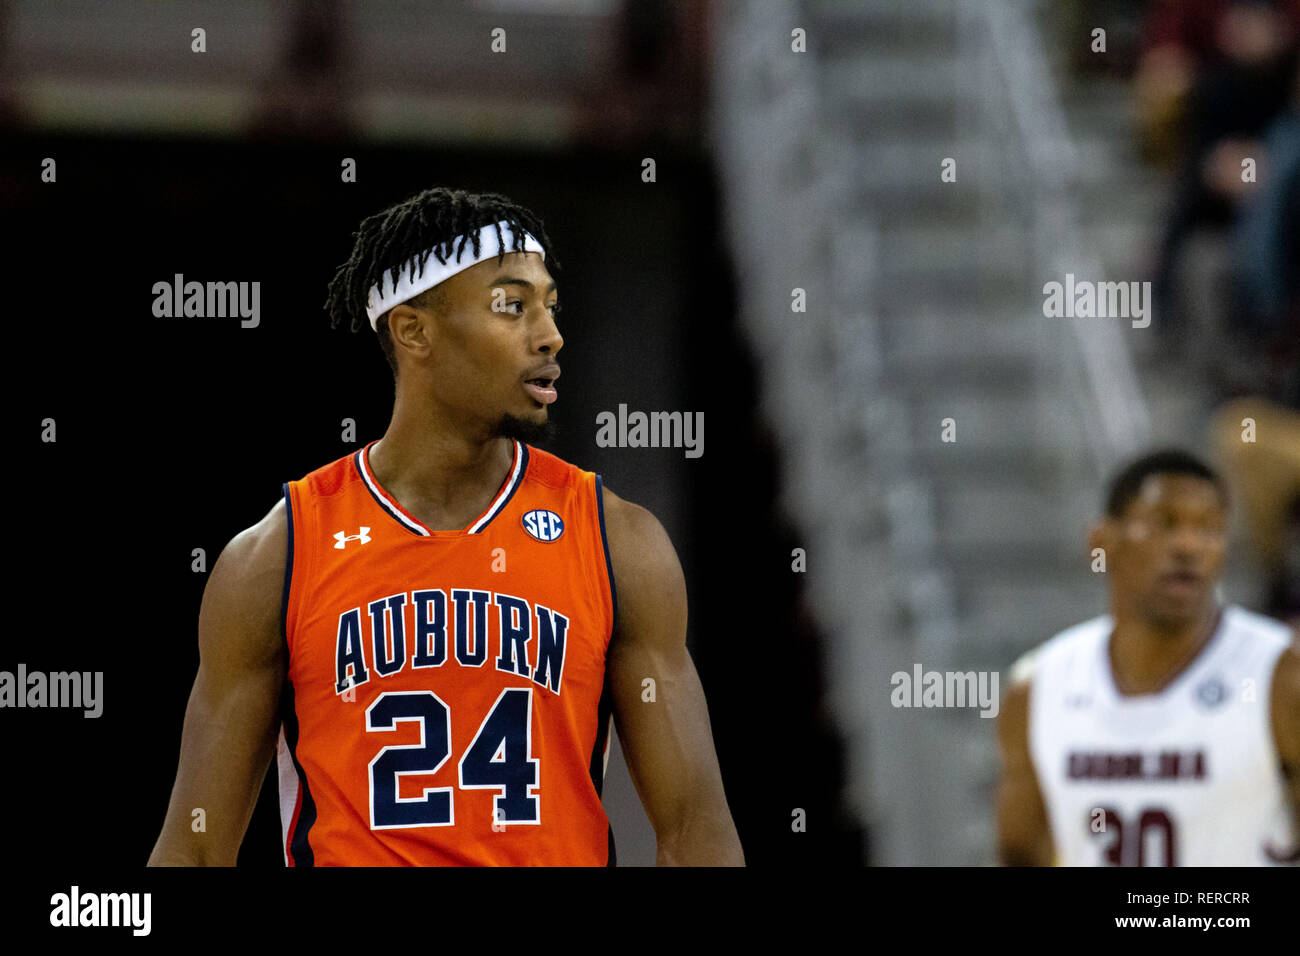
left=7, top=130, right=861, bottom=868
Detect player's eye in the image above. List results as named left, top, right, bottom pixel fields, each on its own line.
left=548, top=302, right=562, bottom=318
left=1196, top=516, right=1226, bottom=536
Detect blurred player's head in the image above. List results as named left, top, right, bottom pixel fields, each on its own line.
left=1090, top=449, right=1229, bottom=631
left=324, top=186, right=562, bottom=444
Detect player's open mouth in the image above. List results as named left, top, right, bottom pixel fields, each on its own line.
left=1158, top=570, right=1202, bottom=594
left=524, top=378, right=558, bottom=404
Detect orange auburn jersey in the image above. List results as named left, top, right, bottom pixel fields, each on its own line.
left=275, top=438, right=618, bottom=866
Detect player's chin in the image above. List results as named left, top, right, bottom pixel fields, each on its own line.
left=490, top=406, right=557, bottom=445
left=498, top=394, right=546, bottom=421
left=1147, top=590, right=1210, bottom=625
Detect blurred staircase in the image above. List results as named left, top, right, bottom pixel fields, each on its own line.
left=716, top=0, right=1187, bottom=864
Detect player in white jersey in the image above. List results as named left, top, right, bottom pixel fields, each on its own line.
left=997, top=449, right=1300, bottom=866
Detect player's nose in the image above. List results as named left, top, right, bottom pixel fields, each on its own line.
left=535, top=310, right=563, bottom=354
left=1167, top=523, right=1208, bottom=558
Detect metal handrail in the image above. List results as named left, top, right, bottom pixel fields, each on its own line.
left=967, top=0, right=1151, bottom=474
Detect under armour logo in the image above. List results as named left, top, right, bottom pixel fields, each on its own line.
left=334, top=527, right=371, bottom=549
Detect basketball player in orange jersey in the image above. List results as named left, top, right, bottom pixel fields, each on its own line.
left=148, top=187, right=744, bottom=866
left=997, top=450, right=1300, bottom=866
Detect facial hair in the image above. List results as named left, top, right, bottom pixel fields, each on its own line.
left=493, top=412, right=557, bottom=446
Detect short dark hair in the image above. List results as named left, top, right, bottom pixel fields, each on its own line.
left=324, top=186, right=560, bottom=378
left=1104, top=448, right=1227, bottom=518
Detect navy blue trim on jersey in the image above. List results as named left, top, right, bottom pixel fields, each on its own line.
left=593, top=475, right=617, bottom=867
left=354, top=440, right=528, bottom=536
left=280, top=483, right=294, bottom=635
left=594, top=474, right=619, bottom=630
left=354, top=447, right=428, bottom=538
left=587, top=676, right=617, bottom=867
left=588, top=682, right=613, bottom=798
left=471, top=442, right=529, bottom=533
left=279, top=482, right=317, bottom=867
left=280, top=678, right=317, bottom=867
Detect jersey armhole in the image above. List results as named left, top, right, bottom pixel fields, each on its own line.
left=281, top=481, right=315, bottom=655
left=280, top=482, right=295, bottom=652
left=594, top=474, right=619, bottom=638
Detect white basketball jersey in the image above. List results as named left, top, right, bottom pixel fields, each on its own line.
left=1025, top=605, right=1296, bottom=866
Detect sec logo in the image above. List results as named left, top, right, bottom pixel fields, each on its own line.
left=522, top=509, right=565, bottom=542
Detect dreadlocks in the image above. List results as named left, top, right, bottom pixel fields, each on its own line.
left=323, top=186, right=560, bottom=377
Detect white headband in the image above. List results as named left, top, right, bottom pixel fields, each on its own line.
left=365, top=220, right=545, bottom=329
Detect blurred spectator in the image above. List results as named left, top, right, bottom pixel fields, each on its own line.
left=1150, top=1, right=1298, bottom=371
left=1135, top=0, right=1300, bottom=166
left=1213, top=398, right=1300, bottom=630
left=1231, top=64, right=1300, bottom=386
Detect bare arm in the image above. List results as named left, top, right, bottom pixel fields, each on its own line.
left=1270, top=645, right=1300, bottom=860
left=601, top=488, right=744, bottom=866
left=996, top=676, right=1053, bottom=866
left=147, top=500, right=288, bottom=866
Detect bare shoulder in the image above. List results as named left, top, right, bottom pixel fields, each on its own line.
left=200, top=498, right=289, bottom=665
left=599, top=486, right=686, bottom=642
left=998, top=674, right=1032, bottom=749
left=600, top=486, right=681, bottom=584
left=1271, top=643, right=1300, bottom=768
left=1273, top=643, right=1300, bottom=716
left=214, top=498, right=288, bottom=598
left=1277, top=642, right=1300, bottom=679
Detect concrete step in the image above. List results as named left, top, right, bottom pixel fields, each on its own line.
left=809, top=0, right=956, bottom=36
left=957, top=577, right=1109, bottom=652
left=843, top=136, right=994, bottom=220
left=899, top=395, right=1081, bottom=455
left=906, top=445, right=1088, bottom=490
left=811, top=0, right=957, bottom=60
left=823, top=53, right=966, bottom=133
left=881, top=306, right=1040, bottom=362
left=881, top=358, right=1042, bottom=397
left=933, top=482, right=1078, bottom=550
left=874, top=279, right=1028, bottom=318
left=877, top=221, right=1031, bottom=286
left=1076, top=172, right=1170, bottom=217
left=936, top=534, right=1101, bottom=574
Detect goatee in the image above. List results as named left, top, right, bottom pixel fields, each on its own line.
left=493, top=413, right=557, bottom=446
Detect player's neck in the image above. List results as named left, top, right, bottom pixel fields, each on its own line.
left=368, top=395, right=514, bottom=525
left=1108, top=604, right=1222, bottom=696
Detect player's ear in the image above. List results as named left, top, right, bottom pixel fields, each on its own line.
left=386, top=304, right=433, bottom=357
